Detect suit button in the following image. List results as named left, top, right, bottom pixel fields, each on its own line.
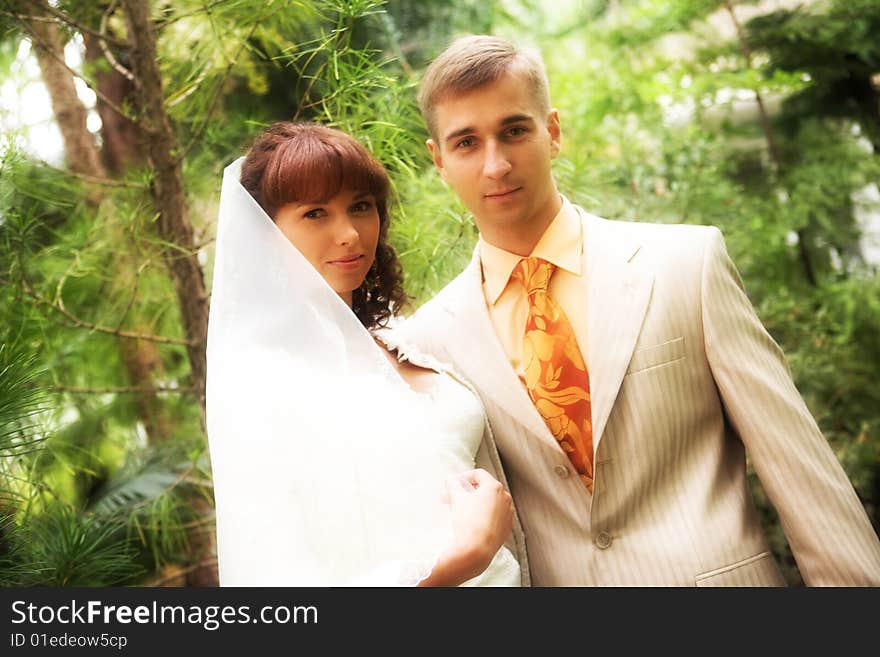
left=595, top=531, right=612, bottom=549
left=554, top=465, right=570, bottom=479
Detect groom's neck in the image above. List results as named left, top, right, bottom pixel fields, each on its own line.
left=475, top=193, right=561, bottom=257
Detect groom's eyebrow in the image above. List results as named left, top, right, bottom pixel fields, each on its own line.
left=501, top=114, right=533, bottom=126
left=443, top=114, right=536, bottom=144
left=444, top=125, right=476, bottom=144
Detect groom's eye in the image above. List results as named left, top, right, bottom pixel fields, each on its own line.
left=455, top=137, right=475, bottom=149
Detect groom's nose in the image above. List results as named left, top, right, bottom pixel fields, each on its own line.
left=483, top=140, right=512, bottom=180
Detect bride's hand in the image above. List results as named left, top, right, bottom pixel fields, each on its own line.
left=445, top=468, right=514, bottom=579
left=416, top=469, right=514, bottom=586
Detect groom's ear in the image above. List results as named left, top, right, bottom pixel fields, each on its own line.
left=426, top=138, right=447, bottom=182
left=548, top=108, right=562, bottom=159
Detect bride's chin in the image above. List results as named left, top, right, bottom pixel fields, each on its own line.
left=329, top=277, right=366, bottom=298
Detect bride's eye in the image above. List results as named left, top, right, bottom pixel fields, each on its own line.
left=350, top=200, right=373, bottom=213
left=303, top=207, right=326, bottom=219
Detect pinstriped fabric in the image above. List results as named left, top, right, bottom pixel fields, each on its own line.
left=700, top=227, right=880, bottom=585
left=398, top=211, right=880, bottom=586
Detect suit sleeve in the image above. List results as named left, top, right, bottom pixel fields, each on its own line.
left=700, top=227, right=880, bottom=585
left=397, top=304, right=453, bottom=364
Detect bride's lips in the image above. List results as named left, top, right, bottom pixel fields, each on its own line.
left=484, top=187, right=522, bottom=201
left=327, top=254, right=366, bottom=271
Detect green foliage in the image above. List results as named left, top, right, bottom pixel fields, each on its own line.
left=89, top=451, right=205, bottom=573
left=1, top=504, right=144, bottom=587
left=0, top=344, right=48, bottom=461
left=1, top=0, right=877, bottom=587
left=745, top=0, right=880, bottom=151
left=379, top=0, right=499, bottom=69
left=392, top=167, right=479, bottom=302
left=602, top=0, right=726, bottom=49
left=761, top=277, right=880, bottom=490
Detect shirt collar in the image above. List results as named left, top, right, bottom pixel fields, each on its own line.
left=479, top=195, right=584, bottom=305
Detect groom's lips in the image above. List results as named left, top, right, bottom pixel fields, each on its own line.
left=484, top=187, right=522, bottom=201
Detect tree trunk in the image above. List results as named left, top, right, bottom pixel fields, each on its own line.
left=81, top=27, right=172, bottom=444
left=725, top=0, right=817, bottom=287
left=119, top=338, right=172, bottom=441
left=25, top=4, right=172, bottom=446
left=121, top=0, right=214, bottom=586
left=121, top=0, right=209, bottom=413
left=83, top=33, right=143, bottom=174
left=26, top=9, right=105, bottom=178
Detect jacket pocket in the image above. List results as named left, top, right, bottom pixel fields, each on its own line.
left=695, top=551, right=786, bottom=587
left=625, top=336, right=686, bottom=375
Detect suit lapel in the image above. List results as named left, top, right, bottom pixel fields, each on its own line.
left=440, top=214, right=654, bottom=460
left=581, top=212, right=654, bottom=457
left=441, top=249, right=561, bottom=450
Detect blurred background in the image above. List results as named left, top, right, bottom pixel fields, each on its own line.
left=1, top=0, right=878, bottom=586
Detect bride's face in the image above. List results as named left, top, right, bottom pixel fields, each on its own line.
left=274, top=188, right=380, bottom=306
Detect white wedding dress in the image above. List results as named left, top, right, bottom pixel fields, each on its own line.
left=206, top=157, right=521, bottom=586
left=369, top=332, right=521, bottom=587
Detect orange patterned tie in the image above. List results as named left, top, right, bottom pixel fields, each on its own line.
left=511, top=257, right=594, bottom=492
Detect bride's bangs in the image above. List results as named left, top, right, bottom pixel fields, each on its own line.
left=265, top=134, right=388, bottom=209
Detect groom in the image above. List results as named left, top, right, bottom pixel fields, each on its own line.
left=397, top=35, right=880, bottom=585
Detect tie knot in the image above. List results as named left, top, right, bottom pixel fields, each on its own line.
left=511, top=257, right=555, bottom=295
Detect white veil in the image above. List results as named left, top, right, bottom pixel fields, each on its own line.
left=206, top=158, right=450, bottom=585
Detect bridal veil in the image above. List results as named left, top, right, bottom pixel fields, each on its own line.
left=206, top=158, right=449, bottom=585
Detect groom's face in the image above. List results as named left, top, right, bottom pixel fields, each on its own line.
left=426, top=69, right=561, bottom=237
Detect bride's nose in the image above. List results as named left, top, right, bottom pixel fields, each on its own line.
left=333, top=214, right=360, bottom=245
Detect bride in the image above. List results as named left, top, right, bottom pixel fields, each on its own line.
left=206, top=121, right=527, bottom=586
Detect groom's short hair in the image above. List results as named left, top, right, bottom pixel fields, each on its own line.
left=418, top=35, right=551, bottom=140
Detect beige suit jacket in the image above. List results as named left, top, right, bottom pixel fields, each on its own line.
left=396, top=209, right=880, bottom=586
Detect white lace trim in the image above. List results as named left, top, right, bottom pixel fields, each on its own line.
left=372, top=327, right=450, bottom=375
left=399, top=554, right=438, bottom=587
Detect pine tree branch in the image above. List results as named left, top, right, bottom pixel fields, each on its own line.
left=1, top=276, right=198, bottom=346
left=114, top=265, right=142, bottom=331
left=0, top=11, right=47, bottom=22
left=291, top=15, right=361, bottom=120
left=9, top=5, right=132, bottom=122
left=152, top=0, right=232, bottom=31
left=97, top=0, right=136, bottom=84
left=292, top=31, right=341, bottom=121
left=180, top=14, right=265, bottom=159
left=48, top=384, right=197, bottom=394
left=144, top=557, right=217, bottom=586
left=37, top=158, right=145, bottom=188
left=6, top=1, right=130, bottom=48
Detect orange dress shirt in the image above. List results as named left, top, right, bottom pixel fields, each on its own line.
left=479, top=195, right=589, bottom=383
